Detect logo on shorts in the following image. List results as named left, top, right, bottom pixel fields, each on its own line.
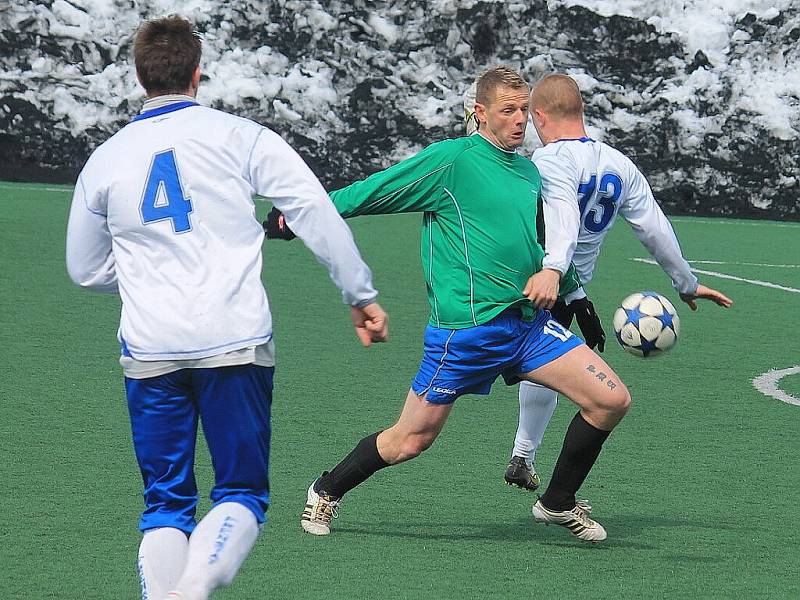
left=432, top=386, right=457, bottom=395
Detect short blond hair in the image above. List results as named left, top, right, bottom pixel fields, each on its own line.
left=475, top=66, right=528, bottom=106
left=529, top=74, right=583, bottom=120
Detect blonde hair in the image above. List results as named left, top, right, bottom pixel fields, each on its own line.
left=475, top=66, right=528, bottom=106
left=529, top=74, right=583, bottom=119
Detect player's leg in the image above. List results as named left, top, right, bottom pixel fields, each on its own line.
left=125, top=372, right=199, bottom=599
left=137, top=528, right=188, bottom=600
left=302, top=321, right=511, bottom=535
left=512, top=314, right=629, bottom=541
left=378, top=388, right=455, bottom=464
left=505, top=301, right=573, bottom=490
left=301, top=388, right=453, bottom=535
left=164, top=502, right=259, bottom=600
left=524, top=344, right=629, bottom=540
left=528, top=351, right=629, bottom=539
left=167, top=364, right=273, bottom=600
left=505, top=381, right=558, bottom=490
left=526, top=343, right=628, bottom=427
left=320, top=387, right=454, bottom=497
left=318, top=387, right=455, bottom=498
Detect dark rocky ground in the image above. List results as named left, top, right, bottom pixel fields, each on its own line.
left=1, top=1, right=798, bottom=219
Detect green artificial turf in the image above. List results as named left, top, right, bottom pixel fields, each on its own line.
left=2, top=181, right=798, bottom=599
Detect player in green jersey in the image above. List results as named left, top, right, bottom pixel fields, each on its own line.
left=286, top=67, right=630, bottom=542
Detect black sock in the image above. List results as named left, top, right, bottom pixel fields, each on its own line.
left=315, top=432, right=389, bottom=498
left=540, top=412, right=611, bottom=511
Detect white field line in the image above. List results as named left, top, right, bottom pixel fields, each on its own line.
left=752, top=366, right=800, bottom=407
left=671, top=217, right=800, bottom=228
left=631, top=258, right=800, bottom=294
left=685, top=260, right=800, bottom=268
left=0, top=182, right=72, bottom=193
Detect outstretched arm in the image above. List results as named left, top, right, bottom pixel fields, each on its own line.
left=619, top=166, right=700, bottom=295
left=329, top=140, right=453, bottom=218
left=248, top=127, right=387, bottom=343
left=620, top=173, right=733, bottom=312
left=266, top=140, right=458, bottom=239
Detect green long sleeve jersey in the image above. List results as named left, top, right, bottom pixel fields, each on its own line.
left=330, top=134, right=580, bottom=329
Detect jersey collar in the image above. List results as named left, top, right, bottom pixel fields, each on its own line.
left=475, top=132, right=522, bottom=160
left=131, top=101, right=199, bottom=123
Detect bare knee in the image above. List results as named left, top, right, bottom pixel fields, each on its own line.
left=575, top=382, right=631, bottom=430
left=611, top=384, right=632, bottom=417
left=594, top=383, right=631, bottom=427
left=400, top=432, right=437, bottom=461
left=382, top=430, right=437, bottom=464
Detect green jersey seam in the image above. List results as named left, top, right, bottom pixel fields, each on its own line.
left=359, top=162, right=453, bottom=213
left=426, top=211, right=441, bottom=327
left=443, top=186, right=477, bottom=326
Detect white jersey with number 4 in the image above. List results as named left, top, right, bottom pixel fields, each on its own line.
left=535, top=137, right=698, bottom=294
left=67, top=102, right=377, bottom=361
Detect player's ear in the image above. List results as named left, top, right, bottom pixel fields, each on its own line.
left=474, top=102, right=488, bottom=127
left=191, top=66, right=201, bottom=90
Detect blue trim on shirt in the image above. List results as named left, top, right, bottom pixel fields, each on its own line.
left=554, top=137, right=595, bottom=143
left=131, top=102, right=199, bottom=123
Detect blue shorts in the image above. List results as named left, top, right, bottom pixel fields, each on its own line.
left=412, top=309, right=583, bottom=404
left=125, top=364, right=273, bottom=533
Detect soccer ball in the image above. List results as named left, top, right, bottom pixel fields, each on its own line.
left=612, top=292, right=680, bottom=357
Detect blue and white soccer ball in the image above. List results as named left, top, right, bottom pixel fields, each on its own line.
left=612, top=292, right=680, bottom=357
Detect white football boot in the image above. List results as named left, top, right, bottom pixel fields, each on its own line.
left=301, top=479, right=341, bottom=536
left=532, top=499, right=607, bottom=542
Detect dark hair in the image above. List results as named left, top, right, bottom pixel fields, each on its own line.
left=475, top=66, right=528, bottom=106
left=133, top=15, right=202, bottom=95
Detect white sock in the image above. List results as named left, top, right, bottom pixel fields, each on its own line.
left=513, top=381, right=559, bottom=466
left=167, top=502, right=260, bottom=600
left=137, top=527, right=189, bottom=600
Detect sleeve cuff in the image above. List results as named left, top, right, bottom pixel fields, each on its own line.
left=352, top=296, right=378, bottom=308
left=564, top=287, right=587, bottom=305
left=542, top=258, right=567, bottom=276
left=674, top=277, right=699, bottom=295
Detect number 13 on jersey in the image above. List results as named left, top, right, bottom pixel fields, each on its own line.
left=578, top=172, right=622, bottom=233
left=140, top=149, right=194, bottom=233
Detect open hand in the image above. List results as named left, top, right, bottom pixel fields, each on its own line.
left=679, top=284, right=733, bottom=311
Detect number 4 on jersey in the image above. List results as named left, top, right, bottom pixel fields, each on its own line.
left=140, top=149, right=193, bottom=233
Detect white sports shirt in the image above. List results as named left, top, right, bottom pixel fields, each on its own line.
left=67, top=99, right=377, bottom=366
left=535, top=138, right=698, bottom=294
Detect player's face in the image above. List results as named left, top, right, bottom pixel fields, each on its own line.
left=476, top=85, right=530, bottom=151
